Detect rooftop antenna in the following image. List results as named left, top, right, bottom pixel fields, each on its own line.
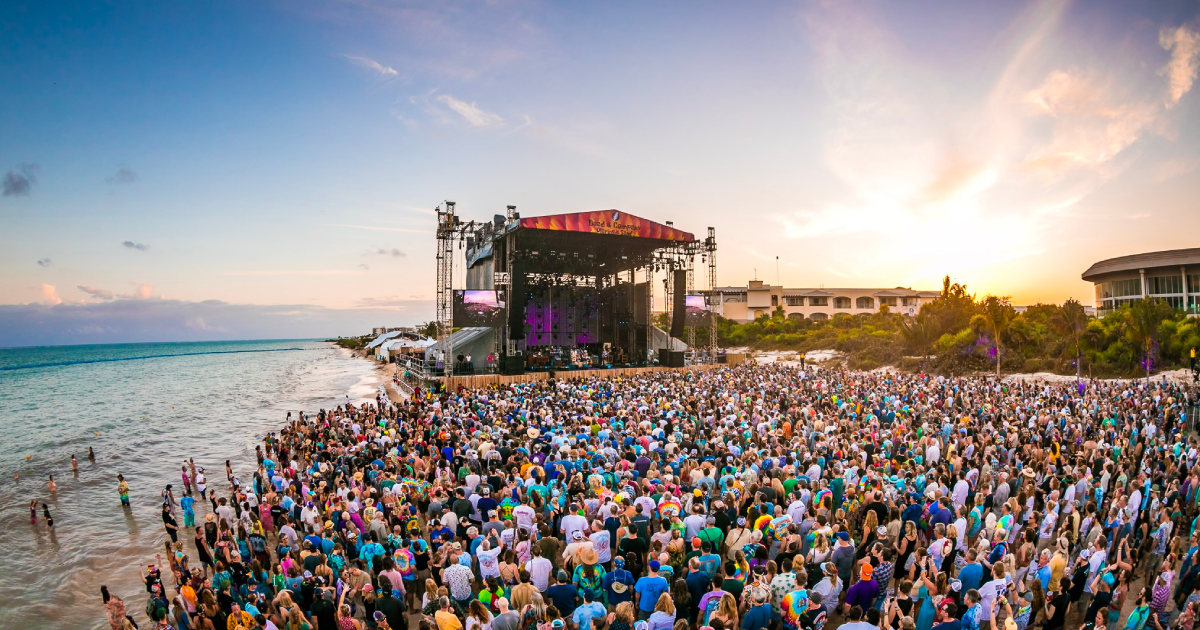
left=776, top=256, right=780, bottom=287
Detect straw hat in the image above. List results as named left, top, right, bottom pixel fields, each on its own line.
left=579, top=547, right=599, bottom=566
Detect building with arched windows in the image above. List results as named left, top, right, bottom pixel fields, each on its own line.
left=712, top=280, right=940, bottom=323
left=1081, top=248, right=1200, bottom=316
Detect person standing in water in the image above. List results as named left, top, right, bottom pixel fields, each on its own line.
left=118, top=474, right=130, bottom=507
left=30, top=500, right=37, bottom=523
left=42, top=502, right=53, bottom=528
left=195, top=467, right=207, bottom=500
left=161, top=484, right=176, bottom=514
left=181, top=491, right=195, bottom=528
left=48, top=474, right=57, bottom=493
left=71, top=454, right=78, bottom=474
left=87, top=446, right=95, bottom=462
left=161, top=503, right=179, bottom=543
left=181, top=465, right=192, bottom=495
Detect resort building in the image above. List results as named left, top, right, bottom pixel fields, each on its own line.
left=712, top=280, right=940, bottom=323
left=1081, top=248, right=1200, bottom=316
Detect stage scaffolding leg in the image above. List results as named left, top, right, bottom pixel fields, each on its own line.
left=706, top=227, right=718, bottom=360
left=436, top=202, right=457, bottom=377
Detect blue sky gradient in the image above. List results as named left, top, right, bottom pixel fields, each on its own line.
left=2, top=0, right=1199, bottom=346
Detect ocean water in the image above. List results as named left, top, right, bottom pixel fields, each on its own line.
left=0, top=339, right=382, bottom=629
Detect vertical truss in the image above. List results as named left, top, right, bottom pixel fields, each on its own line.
left=435, top=202, right=457, bottom=376
left=706, top=227, right=718, bottom=355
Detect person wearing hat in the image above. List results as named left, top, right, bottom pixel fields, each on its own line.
left=843, top=563, right=879, bottom=614
left=604, top=556, right=636, bottom=607
left=831, top=531, right=856, bottom=588
left=546, top=569, right=579, bottom=620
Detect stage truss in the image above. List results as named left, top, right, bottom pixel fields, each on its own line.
left=435, top=202, right=720, bottom=372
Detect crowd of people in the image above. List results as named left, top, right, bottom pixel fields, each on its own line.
left=99, top=362, right=1200, bottom=630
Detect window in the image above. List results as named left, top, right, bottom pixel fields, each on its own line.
left=1147, top=275, right=1183, bottom=295
left=834, top=297, right=851, bottom=309
left=771, top=295, right=778, bottom=306
left=1112, top=279, right=1141, bottom=297
left=1190, top=274, right=1200, bottom=294
left=809, top=312, right=828, bottom=321
left=787, top=312, right=805, bottom=321
left=856, top=297, right=875, bottom=309
left=880, top=297, right=898, bottom=306
left=785, top=296, right=804, bottom=306
left=901, top=297, right=917, bottom=306
left=808, top=297, right=828, bottom=306
left=1162, top=295, right=1184, bottom=309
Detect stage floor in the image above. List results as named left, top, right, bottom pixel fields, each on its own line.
left=435, top=363, right=720, bottom=390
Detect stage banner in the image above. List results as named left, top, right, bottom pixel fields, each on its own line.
left=519, top=210, right=695, bottom=242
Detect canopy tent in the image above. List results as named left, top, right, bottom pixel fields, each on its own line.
left=366, top=331, right=402, bottom=349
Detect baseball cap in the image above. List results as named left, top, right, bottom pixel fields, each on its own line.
left=649, top=560, right=661, bottom=571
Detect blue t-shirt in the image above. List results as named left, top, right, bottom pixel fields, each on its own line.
left=634, top=575, right=669, bottom=612
left=958, top=563, right=984, bottom=594
left=573, top=602, right=606, bottom=630
left=741, top=604, right=772, bottom=630
left=546, top=584, right=578, bottom=617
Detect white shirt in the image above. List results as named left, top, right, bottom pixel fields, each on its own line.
left=513, top=505, right=536, bottom=532
left=561, top=514, right=589, bottom=544
left=590, top=530, right=612, bottom=563
left=979, top=578, right=1008, bottom=620
left=525, top=557, right=553, bottom=591
left=952, top=480, right=970, bottom=508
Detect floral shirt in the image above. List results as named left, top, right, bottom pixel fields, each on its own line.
left=770, top=572, right=799, bottom=608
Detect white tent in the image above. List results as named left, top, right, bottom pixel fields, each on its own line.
left=366, top=331, right=402, bottom=349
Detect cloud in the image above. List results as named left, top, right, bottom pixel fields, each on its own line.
left=3, top=163, right=39, bottom=197
left=369, top=248, right=406, bottom=258
left=1160, top=25, right=1200, bottom=108
left=775, top=0, right=1195, bottom=286
left=125, top=283, right=155, bottom=300
left=358, top=263, right=370, bottom=271
left=1151, top=158, right=1200, bottom=182
left=122, top=241, right=150, bottom=251
left=0, top=298, right=435, bottom=347
left=341, top=54, right=398, bottom=77
left=40, top=284, right=62, bottom=306
left=391, top=111, right=419, bottom=129
left=435, top=94, right=504, bottom=127
left=77, top=285, right=115, bottom=300
left=106, top=167, right=138, bottom=184
left=37, top=258, right=52, bottom=267
left=1021, top=69, right=1161, bottom=178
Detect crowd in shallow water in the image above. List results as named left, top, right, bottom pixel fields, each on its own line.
left=96, top=362, right=1200, bottom=630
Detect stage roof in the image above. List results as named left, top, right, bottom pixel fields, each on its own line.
left=519, top=210, right=695, bottom=242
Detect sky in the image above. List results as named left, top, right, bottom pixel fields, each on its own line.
left=2, top=0, right=1199, bottom=346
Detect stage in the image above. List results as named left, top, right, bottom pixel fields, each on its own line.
left=429, top=203, right=719, bottom=378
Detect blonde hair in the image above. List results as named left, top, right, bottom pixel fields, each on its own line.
left=862, top=510, right=879, bottom=536
left=655, top=592, right=675, bottom=616
left=615, top=602, right=635, bottom=624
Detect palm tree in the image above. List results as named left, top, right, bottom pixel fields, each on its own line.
left=970, top=295, right=1014, bottom=377
left=900, top=311, right=939, bottom=360
left=1126, top=298, right=1171, bottom=379
left=1049, top=298, right=1088, bottom=380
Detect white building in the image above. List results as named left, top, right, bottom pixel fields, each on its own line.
left=712, top=280, right=940, bottom=323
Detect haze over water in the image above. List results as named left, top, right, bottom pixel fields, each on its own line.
left=0, top=340, right=381, bottom=629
